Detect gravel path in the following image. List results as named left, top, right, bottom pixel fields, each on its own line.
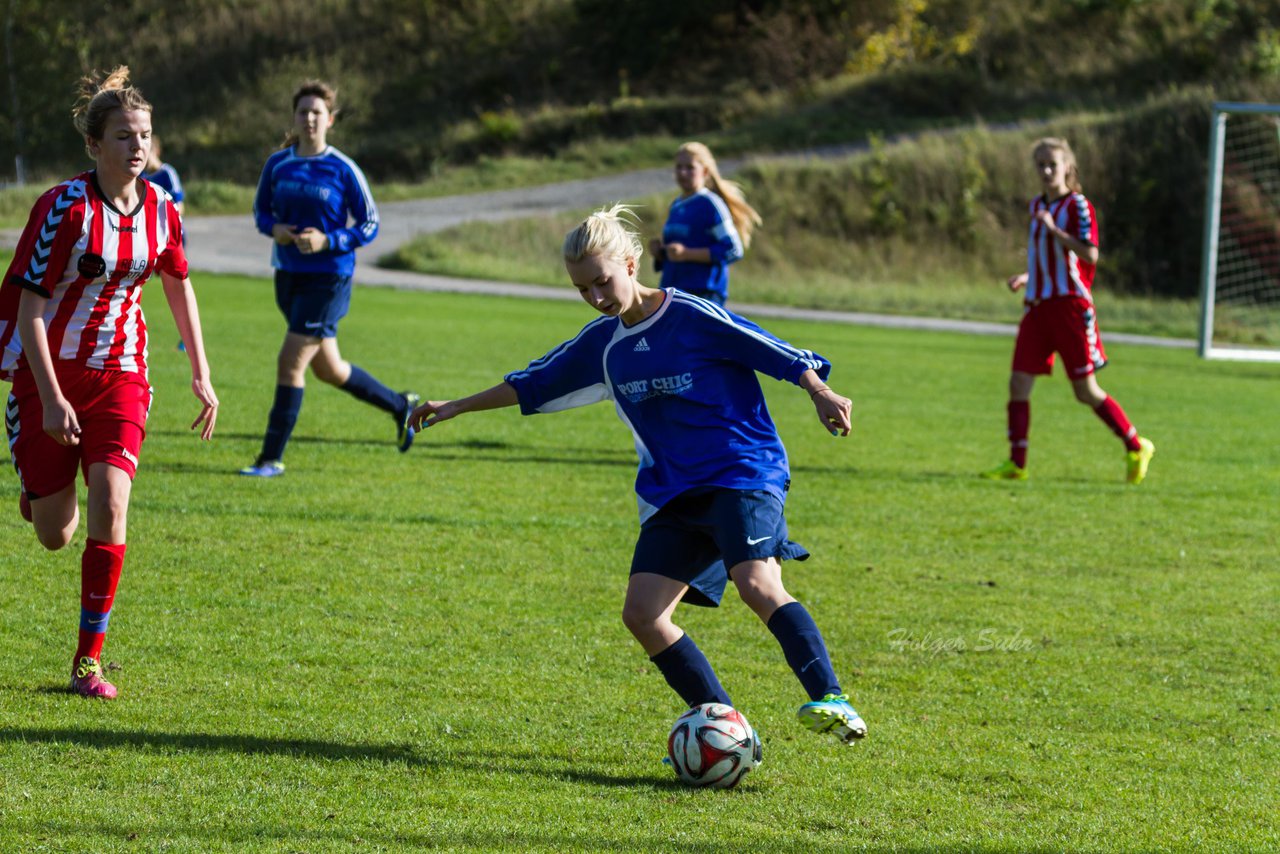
left=2, top=162, right=1193, bottom=349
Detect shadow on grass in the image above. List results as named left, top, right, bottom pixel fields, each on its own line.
left=148, top=430, right=417, bottom=449
left=420, top=450, right=637, bottom=469
left=0, top=817, right=977, bottom=854
left=0, top=725, right=673, bottom=791
left=148, top=430, right=637, bottom=470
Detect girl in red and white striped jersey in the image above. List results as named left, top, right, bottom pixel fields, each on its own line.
left=982, top=137, right=1154, bottom=484
left=0, top=67, right=219, bottom=698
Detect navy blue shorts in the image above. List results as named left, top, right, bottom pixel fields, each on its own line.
left=274, top=270, right=353, bottom=338
left=630, top=488, right=809, bottom=608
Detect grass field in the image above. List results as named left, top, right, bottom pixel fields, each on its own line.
left=1, top=275, right=1277, bottom=851
left=379, top=204, right=1218, bottom=344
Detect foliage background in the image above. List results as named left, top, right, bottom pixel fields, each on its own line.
left=3, top=1, right=1280, bottom=303
left=4, top=0, right=1280, bottom=182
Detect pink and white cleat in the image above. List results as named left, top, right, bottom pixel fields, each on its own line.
left=70, top=657, right=118, bottom=700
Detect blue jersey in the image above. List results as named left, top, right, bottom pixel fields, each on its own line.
left=253, top=145, right=378, bottom=276
left=145, top=163, right=184, bottom=203
left=504, top=290, right=831, bottom=521
left=659, top=189, right=744, bottom=300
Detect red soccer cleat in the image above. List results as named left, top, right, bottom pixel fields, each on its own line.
left=69, top=657, right=118, bottom=700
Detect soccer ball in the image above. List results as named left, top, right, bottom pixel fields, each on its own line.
left=666, top=702, right=762, bottom=789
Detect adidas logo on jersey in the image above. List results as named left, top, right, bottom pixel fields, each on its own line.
left=633, top=337, right=650, bottom=352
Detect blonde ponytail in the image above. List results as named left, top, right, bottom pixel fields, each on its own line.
left=678, top=142, right=762, bottom=248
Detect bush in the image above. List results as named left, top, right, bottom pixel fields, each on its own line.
left=739, top=91, right=1215, bottom=298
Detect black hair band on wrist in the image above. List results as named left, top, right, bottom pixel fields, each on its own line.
left=809, top=386, right=830, bottom=399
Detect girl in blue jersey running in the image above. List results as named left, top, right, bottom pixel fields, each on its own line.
left=411, top=204, right=867, bottom=745
left=647, top=141, right=761, bottom=306
left=240, top=79, right=418, bottom=477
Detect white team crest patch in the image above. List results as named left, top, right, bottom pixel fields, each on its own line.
left=633, top=337, right=650, bottom=352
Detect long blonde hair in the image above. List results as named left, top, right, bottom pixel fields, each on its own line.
left=678, top=141, right=762, bottom=248
left=1032, top=137, right=1083, bottom=194
left=72, top=66, right=151, bottom=159
left=564, top=203, right=645, bottom=264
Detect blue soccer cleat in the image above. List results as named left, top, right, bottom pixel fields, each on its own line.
left=797, top=693, right=867, bottom=744
left=397, top=392, right=420, bottom=453
left=239, top=458, right=285, bottom=478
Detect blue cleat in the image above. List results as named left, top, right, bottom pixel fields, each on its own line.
left=239, top=458, right=285, bottom=478
left=797, top=693, right=867, bottom=744
left=397, top=392, right=420, bottom=453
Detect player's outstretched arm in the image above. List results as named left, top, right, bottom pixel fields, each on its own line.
left=161, top=272, right=219, bottom=440
left=411, top=382, right=519, bottom=431
left=798, top=369, right=852, bottom=437
left=1007, top=272, right=1028, bottom=292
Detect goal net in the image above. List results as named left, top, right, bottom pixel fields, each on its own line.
left=1199, top=102, right=1280, bottom=361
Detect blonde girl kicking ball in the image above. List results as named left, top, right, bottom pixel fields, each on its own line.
left=410, top=204, right=867, bottom=745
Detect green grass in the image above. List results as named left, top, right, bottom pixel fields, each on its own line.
left=381, top=204, right=1211, bottom=342
left=1, top=274, right=1277, bottom=850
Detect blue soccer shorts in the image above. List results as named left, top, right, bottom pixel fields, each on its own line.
left=274, top=270, right=353, bottom=338
left=630, top=487, right=809, bottom=607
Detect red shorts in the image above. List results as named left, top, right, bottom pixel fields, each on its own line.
left=1011, top=297, right=1108, bottom=378
left=7, top=363, right=152, bottom=498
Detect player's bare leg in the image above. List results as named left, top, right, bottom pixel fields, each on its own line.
left=730, top=558, right=795, bottom=622
left=626, top=572, right=731, bottom=707
left=1070, top=373, right=1107, bottom=407
left=277, top=332, right=323, bottom=386
left=622, top=572, right=688, bottom=656
left=309, top=336, right=352, bottom=387
left=1010, top=370, right=1036, bottom=402
left=313, top=335, right=419, bottom=452
left=29, top=484, right=78, bottom=551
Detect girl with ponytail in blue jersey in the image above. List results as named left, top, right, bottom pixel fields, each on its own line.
left=240, top=79, right=419, bottom=477
left=647, top=141, right=761, bottom=306
left=410, top=204, right=868, bottom=748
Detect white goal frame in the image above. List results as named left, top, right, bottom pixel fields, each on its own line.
left=1198, top=101, right=1280, bottom=362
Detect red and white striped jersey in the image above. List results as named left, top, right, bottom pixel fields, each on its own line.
left=1025, top=191, right=1099, bottom=304
left=0, top=171, right=187, bottom=379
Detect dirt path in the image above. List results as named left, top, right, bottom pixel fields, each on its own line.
left=3, top=161, right=1193, bottom=349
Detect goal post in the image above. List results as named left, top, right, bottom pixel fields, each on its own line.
left=1198, top=101, right=1280, bottom=362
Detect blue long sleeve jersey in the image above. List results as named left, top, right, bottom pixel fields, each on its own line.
left=504, top=289, right=831, bottom=522
left=253, top=145, right=379, bottom=276
left=658, top=189, right=744, bottom=300
left=145, top=163, right=184, bottom=203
